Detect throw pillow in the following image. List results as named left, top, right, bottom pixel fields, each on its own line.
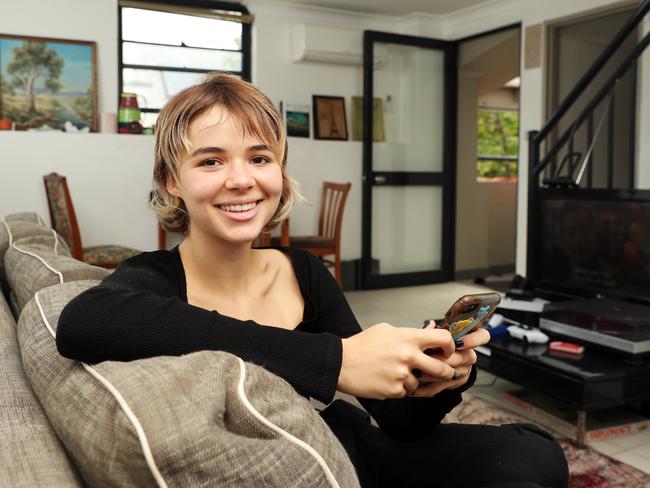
left=5, top=235, right=102, bottom=314
left=18, top=280, right=360, bottom=488
left=0, top=213, right=58, bottom=293
left=0, top=291, right=83, bottom=486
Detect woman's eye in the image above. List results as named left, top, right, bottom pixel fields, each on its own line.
left=251, top=156, right=270, bottom=165
left=201, top=158, right=220, bottom=167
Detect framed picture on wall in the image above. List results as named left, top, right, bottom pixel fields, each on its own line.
left=312, top=95, right=348, bottom=140
left=351, top=96, right=385, bottom=142
left=284, top=102, right=310, bottom=138
left=0, top=34, right=97, bottom=131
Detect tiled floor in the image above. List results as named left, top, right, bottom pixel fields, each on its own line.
left=344, top=281, right=650, bottom=475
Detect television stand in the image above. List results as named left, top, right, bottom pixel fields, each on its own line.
left=540, top=297, right=650, bottom=355
left=477, top=329, right=650, bottom=447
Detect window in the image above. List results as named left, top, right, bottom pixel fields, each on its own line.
left=118, top=0, right=252, bottom=128
left=476, top=110, right=519, bottom=182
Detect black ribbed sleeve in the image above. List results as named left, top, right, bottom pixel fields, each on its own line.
left=56, top=248, right=343, bottom=404
left=302, top=254, right=477, bottom=439
left=56, top=246, right=476, bottom=430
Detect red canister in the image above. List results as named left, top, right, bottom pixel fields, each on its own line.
left=118, top=93, right=143, bottom=134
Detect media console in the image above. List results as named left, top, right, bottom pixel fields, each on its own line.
left=477, top=329, right=650, bottom=446
left=540, top=298, right=650, bottom=355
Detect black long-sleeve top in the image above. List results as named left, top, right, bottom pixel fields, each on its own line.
left=57, top=246, right=475, bottom=440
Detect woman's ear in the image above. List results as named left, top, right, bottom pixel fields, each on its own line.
left=166, top=175, right=181, bottom=198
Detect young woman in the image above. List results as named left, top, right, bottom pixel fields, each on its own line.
left=57, top=74, right=568, bottom=488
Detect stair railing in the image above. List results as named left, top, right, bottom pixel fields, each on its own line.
left=526, top=0, right=650, bottom=279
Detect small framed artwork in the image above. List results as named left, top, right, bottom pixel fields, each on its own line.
left=351, top=96, right=385, bottom=142
left=284, top=103, right=310, bottom=138
left=312, top=95, right=348, bottom=141
left=0, top=34, right=97, bottom=131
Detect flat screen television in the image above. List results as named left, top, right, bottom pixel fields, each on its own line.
left=532, top=188, right=650, bottom=305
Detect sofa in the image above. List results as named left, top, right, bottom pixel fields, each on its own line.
left=0, top=212, right=360, bottom=487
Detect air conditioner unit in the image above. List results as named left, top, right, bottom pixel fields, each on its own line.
left=291, top=24, right=363, bottom=66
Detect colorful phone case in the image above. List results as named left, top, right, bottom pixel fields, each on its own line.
left=438, top=293, right=501, bottom=340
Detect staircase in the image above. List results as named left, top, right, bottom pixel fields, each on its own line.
left=526, top=0, right=650, bottom=280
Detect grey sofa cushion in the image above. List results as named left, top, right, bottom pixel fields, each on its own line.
left=5, top=234, right=104, bottom=314
left=2, top=212, right=47, bottom=224
left=1, top=213, right=60, bottom=294
left=0, top=290, right=83, bottom=486
left=19, top=280, right=360, bottom=488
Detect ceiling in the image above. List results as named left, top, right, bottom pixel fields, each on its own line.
left=258, top=0, right=499, bottom=17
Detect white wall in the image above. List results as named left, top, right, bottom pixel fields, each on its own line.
left=0, top=0, right=644, bottom=275
left=487, top=182, right=517, bottom=267
left=0, top=132, right=156, bottom=250
left=637, top=13, right=650, bottom=188
left=456, top=74, right=518, bottom=274
left=456, top=74, right=489, bottom=271
left=478, top=89, right=518, bottom=110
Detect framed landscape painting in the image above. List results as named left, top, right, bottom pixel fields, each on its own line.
left=0, top=34, right=97, bottom=131
left=284, top=103, right=310, bottom=138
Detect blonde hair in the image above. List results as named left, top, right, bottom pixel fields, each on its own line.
left=151, top=73, right=300, bottom=233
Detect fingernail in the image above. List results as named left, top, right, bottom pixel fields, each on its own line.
left=452, top=371, right=460, bottom=380
left=412, top=368, right=422, bottom=378
left=422, top=319, right=433, bottom=328
left=454, top=339, right=464, bottom=348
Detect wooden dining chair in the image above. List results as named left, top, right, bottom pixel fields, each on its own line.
left=255, top=230, right=272, bottom=247
left=272, top=181, right=351, bottom=286
left=43, top=173, right=140, bottom=269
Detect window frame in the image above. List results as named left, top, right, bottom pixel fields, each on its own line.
left=476, top=107, right=519, bottom=182
left=117, top=0, right=251, bottom=120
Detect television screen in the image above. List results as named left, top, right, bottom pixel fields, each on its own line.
left=539, top=192, right=650, bottom=302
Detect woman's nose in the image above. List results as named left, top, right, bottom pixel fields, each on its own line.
left=225, top=162, right=255, bottom=190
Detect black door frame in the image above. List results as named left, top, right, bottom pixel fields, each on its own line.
left=360, top=24, right=523, bottom=290
left=361, top=30, right=457, bottom=289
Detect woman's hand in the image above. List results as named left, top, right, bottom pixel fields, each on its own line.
left=456, top=326, right=491, bottom=350
left=337, top=323, right=457, bottom=400
left=412, top=327, right=491, bottom=396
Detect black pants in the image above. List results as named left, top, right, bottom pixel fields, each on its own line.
left=321, top=400, right=569, bottom=488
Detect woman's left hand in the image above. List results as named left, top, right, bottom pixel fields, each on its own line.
left=410, top=327, right=490, bottom=397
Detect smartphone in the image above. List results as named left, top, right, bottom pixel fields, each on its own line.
left=435, top=292, right=501, bottom=341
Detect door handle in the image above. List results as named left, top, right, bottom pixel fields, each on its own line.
left=374, top=175, right=387, bottom=184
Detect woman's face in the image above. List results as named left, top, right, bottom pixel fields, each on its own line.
left=168, top=105, right=283, bottom=245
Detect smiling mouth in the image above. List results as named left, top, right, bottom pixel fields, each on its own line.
left=215, top=200, right=261, bottom=212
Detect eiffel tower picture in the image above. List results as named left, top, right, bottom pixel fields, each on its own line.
left=313, top=95, right=348, bottom=140
left=327, top=106, right=341, bottom=138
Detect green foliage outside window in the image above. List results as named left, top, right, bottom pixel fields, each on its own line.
left=477, top=110, right=519, bottom=179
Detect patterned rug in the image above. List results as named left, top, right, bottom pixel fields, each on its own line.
left=446, top=395, right=650, bottom=488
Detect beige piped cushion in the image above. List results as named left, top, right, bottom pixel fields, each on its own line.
left=5, top=234, right=104, bottom=314
left=0, top=292, right=82, bottom=486
left=18, top=280, right=360, bottom=488
left=0, top=213, right=58, bottom=293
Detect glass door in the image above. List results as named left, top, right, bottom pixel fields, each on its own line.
left=362, top=31, right=457, bottom=288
